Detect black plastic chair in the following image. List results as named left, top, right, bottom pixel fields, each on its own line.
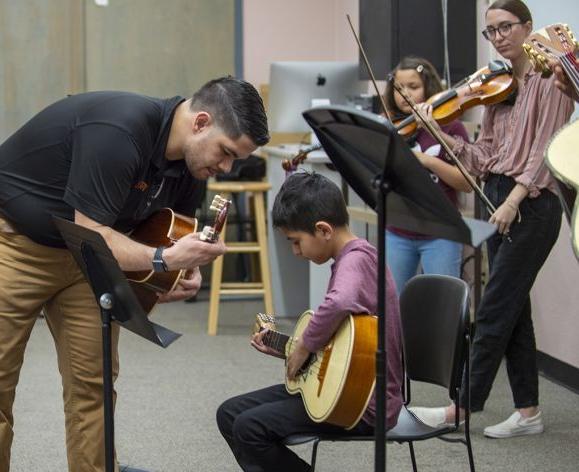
left=283, top=274, right=474, bottom=472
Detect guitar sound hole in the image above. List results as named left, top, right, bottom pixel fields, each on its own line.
left=297, top=353, right=317, bottom=375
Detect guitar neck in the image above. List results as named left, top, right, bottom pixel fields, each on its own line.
left=560, top=52, right=579, bottom=96
left=262, top=329, right=290, bottom=358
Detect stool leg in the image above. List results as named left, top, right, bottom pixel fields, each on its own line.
left=207, top=199, right=229, bottom=335
left=253, top=192, right=274, bottom=314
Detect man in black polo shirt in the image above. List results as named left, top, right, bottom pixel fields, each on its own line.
left=0, top=77, right=269, bottom=471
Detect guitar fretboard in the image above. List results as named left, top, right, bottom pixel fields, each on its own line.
left=262, top=329, right=290, bottom=358
left=560, top=51, right=579, bottom=96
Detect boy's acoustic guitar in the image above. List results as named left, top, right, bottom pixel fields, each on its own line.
left=124, top=194, right=230, bottom=314
left=253, top=310, right=377, bottom=429
left=523, top=24, right=579, bottom=259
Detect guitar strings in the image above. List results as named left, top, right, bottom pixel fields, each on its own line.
left=560, top=53, right=579, bottom=94
left=261, top=326, right=329, bottom=376
left=270, top=332, right=326, bottom=375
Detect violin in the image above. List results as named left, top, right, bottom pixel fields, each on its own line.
left=393, top=60, right=517, bottom=137
left=281, top=143, right=322, bottom=172
left=346, top=14, right=509, bottom=237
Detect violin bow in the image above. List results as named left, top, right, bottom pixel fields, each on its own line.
left=346, top=14, right=395, bottom=123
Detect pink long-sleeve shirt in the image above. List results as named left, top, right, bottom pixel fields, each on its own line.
left=300, top=238, right=403, bottom=430
left=452, top=71, right=574, bottom=197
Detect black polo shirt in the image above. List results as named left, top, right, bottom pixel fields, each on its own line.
left=0, top=91, right=205, bottom=247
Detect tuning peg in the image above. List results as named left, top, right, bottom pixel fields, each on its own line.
left=199, top=225, right=216, bottom=242
left=210, top=194, right=231, bottom=212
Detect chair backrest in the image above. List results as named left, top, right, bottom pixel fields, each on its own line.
left=399, top=274, right=470, bottom=399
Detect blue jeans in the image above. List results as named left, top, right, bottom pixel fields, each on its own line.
left=386, top=231, right=462, bottom=294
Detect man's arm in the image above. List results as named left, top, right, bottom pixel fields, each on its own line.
left=74, top=210, right=226, bottom=272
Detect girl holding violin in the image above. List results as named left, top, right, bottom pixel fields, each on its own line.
left=410, top=0, right=575, bottom=439
left=384, top=56, right=472, bottom=294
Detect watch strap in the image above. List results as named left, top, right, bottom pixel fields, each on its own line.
left=152, top=246, right=168, bottom=272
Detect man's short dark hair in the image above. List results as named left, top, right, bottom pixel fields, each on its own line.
left=272, top=172, right=349, bottom=234
left=190, top=76, right=270, bottom=146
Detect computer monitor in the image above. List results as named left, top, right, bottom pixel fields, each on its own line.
left=268, top=61, right=367, bottom=133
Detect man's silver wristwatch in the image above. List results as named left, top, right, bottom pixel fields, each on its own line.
left=152, top=246, right=169, bottom=272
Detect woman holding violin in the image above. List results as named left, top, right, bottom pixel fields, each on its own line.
left=384, top=56, right=472, bottom=294
left=410, top=0, right=575, bottom=439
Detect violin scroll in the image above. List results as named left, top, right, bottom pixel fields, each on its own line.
left=281, top=144, right=323, bottom=172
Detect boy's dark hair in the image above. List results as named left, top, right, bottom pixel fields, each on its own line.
left=190, top=76, right=270, bottom=146
left=272, top=172, right=349, bottom=234
left=385, top=56, right=444, bottom=117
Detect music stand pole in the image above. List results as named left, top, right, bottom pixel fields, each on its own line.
left=81, top=242, right=117, bottom=472
left=374, top=174, right=391, bottom=472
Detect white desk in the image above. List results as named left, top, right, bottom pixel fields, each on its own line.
left=263, top=144, right=341, bottom=316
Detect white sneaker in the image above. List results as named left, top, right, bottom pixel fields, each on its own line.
left=484, top=411, right=544, bottom=439
left=408, top=406, right=451, bottom=428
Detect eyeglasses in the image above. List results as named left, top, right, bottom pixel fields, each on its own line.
left=482, top=22, right=525, bottom=41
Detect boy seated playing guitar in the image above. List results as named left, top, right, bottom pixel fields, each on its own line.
left=216, top=172, right=404, bottom=472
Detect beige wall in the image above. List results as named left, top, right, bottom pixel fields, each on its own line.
left=0, top=0, right=79, bottom=140
left=85, top=0, right=235, bottom=97
left=532, top=221, right=579, bottom=367
left=243, top=0, right=358, bottom=87
left=0, top=0, right=235, bottom=140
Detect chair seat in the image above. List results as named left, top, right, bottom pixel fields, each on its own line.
left=387, top=406, right=457, bottom=442
left=283, top=406, right=458, bottom=447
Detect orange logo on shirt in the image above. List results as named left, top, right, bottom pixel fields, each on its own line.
left=134, top=181, right=148, bottom=191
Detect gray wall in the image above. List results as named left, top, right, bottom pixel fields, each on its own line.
left=0, top=0, right=236, bottom=140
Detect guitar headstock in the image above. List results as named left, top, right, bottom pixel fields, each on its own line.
left=253, top=312, right=276, bottom=334
left=523, top=23, right=579, bottom=76
left=200, top=194, right=231, bottom=243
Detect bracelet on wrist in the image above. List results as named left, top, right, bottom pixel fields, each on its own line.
left=505, top=200, right=518, bottom=211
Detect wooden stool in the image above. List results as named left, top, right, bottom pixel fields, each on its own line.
left=206, top=181, right=273, bottom=335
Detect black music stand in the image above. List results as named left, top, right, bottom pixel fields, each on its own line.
left=302, top=105, right=495, bottom=472
left=54, top=217, right=181, bottom=472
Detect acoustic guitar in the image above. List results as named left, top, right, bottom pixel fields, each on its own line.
left=522, top=23, right=578, bottom=96
left=254, top=310, right=377, bottom=429
left=125, top=194, right=230, bottom=314
left=523, top=23, right=579, bottom=223
left=545, top=119, right=579, bottom=260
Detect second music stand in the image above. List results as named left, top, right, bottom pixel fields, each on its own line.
left=54, top=217, right=181, bottom=472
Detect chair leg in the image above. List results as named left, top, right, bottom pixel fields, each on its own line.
left=465, top=430, right=475, bottom=472
left=310, top=439, right=320, bottom=472
left=207, top=216, right=228, bottom=335
left=408, top=441, right=418, bottom=472
left=253, top=191, right=273, bottom=314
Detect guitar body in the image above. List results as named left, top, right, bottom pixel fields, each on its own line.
left=285, top=310, right=377, bottom=429
left=124, top=208, right=197, bottom=313
left=123, top=196, right=230, bottom=315
left=545, top=119, right=579, bottom=259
